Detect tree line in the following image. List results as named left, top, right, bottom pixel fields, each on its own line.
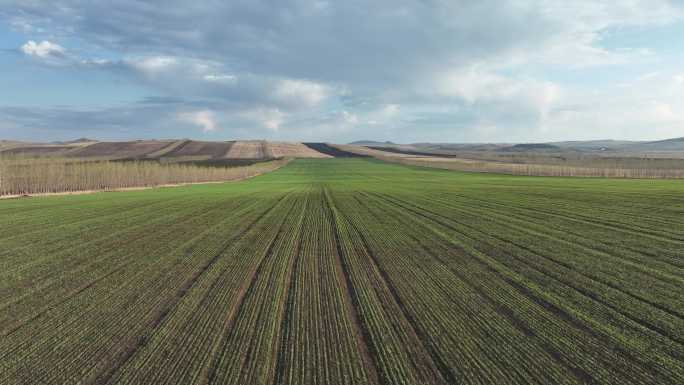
left=0, top=156, right=288, bottom=196
left=332, top=145, right=684, bottom=178
left=391, top=156, right=684, bottom=178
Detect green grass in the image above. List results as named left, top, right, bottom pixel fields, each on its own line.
left=1, top=158, right=682, bottom=385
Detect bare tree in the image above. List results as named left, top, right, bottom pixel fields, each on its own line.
left=0, top=156, right=288, bottom=197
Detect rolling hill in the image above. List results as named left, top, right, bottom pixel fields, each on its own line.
left=0, top=139, right=331, bottom=161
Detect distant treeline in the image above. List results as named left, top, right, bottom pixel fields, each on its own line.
left=333, top=145, right=684, bottom=178
left=441, top=151, right=684, bottom=170
left=390, top=156, right=684, bottom=178
left=0, top=156, right=288, bottom=196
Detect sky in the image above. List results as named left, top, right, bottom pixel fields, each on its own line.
left=1, top=1, right=683, bottom=143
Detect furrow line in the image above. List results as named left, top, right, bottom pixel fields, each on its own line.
left=374, top=192, right=684, bottom=328
left=325, top=190, right=383, bottom=385
left=202, top=195, right=299, bottom=385
left=364, top=190, right=682, bottom=379
left=273, top=195, right=310, bottom=385
left=326, top=189, right=454, bottom=385
left=91, top=193, right=291, bottom=385
left=360, top=192, right=668, bottom=382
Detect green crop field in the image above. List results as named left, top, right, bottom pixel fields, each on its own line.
left=1, top=158, right=682, bottom=385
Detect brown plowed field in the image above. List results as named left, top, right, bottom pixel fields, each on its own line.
left=160, top=140, right=235, bottom=160
left=225, top=141, right=271, bottom=159
left=70, top=141, right=175, bottom=159
left=267, top=142, right=331, bottom=158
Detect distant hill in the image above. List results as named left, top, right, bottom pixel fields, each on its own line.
left=503, top=143, right=561, bottom=152
left=550, top=140, right=637, bottom=151
left=4, top=137, right=684, bottom=160
left=349, top=140, right=396, bottom=146
left=0, top=140, right=31, bottom=150
left=647, top=136, right=684, bottom=144
left=0, top=139, right=331, bottom=160
left=69, top=140, right=179, bottom=159
left=416, top=137, right=684, bottom=154
left=550, top=138, right=684, bottom=152
left=412, top=143, right=511, bottom=152
left=63, top=138, right=97, bottom=144
left=633, top=137, right=684, bottom=152
left=50, top=137, right=96, bottom=144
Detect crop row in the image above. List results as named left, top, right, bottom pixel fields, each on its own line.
left=1, top=158, right=682, bottom=384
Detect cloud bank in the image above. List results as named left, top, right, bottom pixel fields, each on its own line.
left=20, top=40, right=65, bottom=58
left=1, top=0, right=684, bottom=142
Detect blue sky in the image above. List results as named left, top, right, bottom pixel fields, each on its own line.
left=1, top=1, right=683, bottom=143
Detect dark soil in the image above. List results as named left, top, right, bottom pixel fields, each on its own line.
left=303, top=143, right=370, bottom=157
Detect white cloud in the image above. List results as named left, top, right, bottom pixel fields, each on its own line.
left=11, top=19, right=40, bottom=33
left=240, top=108, right=286, bottom=131
left=537, top=70, right=684, bottom=141
left=432, top=66, right=561, bottom=132
left=128, top=56, right=177, bottom=75
left=203, top=74, right=237, bottom=83
left=272, top=79, right=330, bottom=107
left=437, top=66, right=560, bottom=106
left=381, top=104, right=400, bottom=117
left=648, top=102, right=678, bottom=122
left=518, top=0, right=684, bottom=67
left=75, top=53, right=333, bottom=111
left=178, top=110, right=217, bottom=133
left=115, top=56, right=230, bottom=84
left=263, top=109, right=285, bottom=131
left=356, top=104, right=402, bottom=127
left=5, top=0, right=684, bottom=142
left=21, top=40, right=65, bottom=58
left=341, top=111, right=358, bottom=124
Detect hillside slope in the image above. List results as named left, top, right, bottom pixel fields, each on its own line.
left=0, top=139, right=331, bottom=160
